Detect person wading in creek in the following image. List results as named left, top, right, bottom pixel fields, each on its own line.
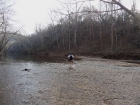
left=68, top=54, right=74, bottom=68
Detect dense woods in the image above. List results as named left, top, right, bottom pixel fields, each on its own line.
left=3, top=0, right=140, bottom=59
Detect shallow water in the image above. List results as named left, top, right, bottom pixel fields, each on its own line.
left=0, top=54, right=69, bottom=105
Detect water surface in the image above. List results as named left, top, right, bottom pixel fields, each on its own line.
left=0, top=54, right=67, bottom=105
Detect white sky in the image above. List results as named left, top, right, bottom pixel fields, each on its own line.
left=11, top=0, right=140, bottom=35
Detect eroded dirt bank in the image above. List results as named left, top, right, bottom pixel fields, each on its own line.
left=0, top=56, right=140, bottom=105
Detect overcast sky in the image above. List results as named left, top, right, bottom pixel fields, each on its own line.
left=12, top=0, right=140, bottom=35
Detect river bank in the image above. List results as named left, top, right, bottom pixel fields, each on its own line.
left=46, top=51, right=140, bottom=60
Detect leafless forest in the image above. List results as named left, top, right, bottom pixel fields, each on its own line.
left=1, top=0, right=140, bottom=59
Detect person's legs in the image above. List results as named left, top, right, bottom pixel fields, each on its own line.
left=70, top=60, right=74, bottom=68
left=70, top=61, right=72, bottom=68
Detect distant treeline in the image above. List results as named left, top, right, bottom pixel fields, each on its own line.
left=9, top=4, right=140, bottom=59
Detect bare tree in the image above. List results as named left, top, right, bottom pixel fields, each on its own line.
left=0, top=0, right=11, bottom=53
left=0, top=0, right=21, bottom=54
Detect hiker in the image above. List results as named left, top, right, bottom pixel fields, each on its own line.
left=68, top=54, right=74, bottom=68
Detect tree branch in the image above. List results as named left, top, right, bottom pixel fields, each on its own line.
left=56, top=0, right=93, bottom=4
left=53, top=8, right=122, bottom=15
left=1, top=26, right=23, bottom=52
left=100, top=0, right=116, bottom=4
left=112, top=0, right=140, bottom=22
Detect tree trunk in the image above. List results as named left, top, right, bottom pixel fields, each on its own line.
left=68, top=14, right=71, bottom=51
left=111, top=2, right=114, bottom=50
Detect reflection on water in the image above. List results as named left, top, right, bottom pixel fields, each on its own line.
left=1, top=53, right=68, bottom=63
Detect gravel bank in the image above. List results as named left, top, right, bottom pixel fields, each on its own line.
left=45, top=57, right=140, bottom=105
